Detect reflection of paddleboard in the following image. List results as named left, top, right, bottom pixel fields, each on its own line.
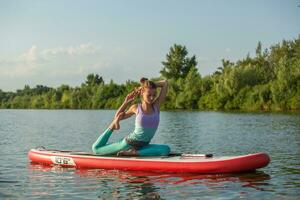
left=28, top=147, right=270, bottom=173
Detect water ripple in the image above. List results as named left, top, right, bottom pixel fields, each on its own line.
left=0, top=110, right=299, bottom=199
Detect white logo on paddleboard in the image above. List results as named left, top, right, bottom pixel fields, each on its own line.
left=50, top=156, right=76, bottom=166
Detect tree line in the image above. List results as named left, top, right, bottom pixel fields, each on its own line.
left=0, top=37, right=299, bottom=111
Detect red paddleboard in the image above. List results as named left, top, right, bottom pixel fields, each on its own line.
left=28, top=148, right=270, bottom=173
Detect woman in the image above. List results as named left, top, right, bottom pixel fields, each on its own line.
left=92, top=78, right=170, bottom=156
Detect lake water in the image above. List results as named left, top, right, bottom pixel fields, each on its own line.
left=0, top=110, right=299, bottom=199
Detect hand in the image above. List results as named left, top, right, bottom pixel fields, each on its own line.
left=124, top=88, right=141, bottom=104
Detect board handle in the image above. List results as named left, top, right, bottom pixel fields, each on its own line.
left=182, top=153, right=213, bottom=158
left=169, top=153, right=213, bottom=158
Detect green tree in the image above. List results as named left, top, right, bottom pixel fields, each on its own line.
left=256, top=41, right=262, bottom=57
left=160, top=44, right=197, bottom=79
left=175, top=66, right=202, bottom=109
left=85, top=73, right=104, bottom=86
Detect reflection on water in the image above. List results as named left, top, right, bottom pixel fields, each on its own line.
left=28, top=163, right=272, bottom=199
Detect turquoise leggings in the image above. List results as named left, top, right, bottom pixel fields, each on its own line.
left=92, top=128, right=171, bottom=156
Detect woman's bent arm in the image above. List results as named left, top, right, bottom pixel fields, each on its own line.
left=154, top=80, right=168, bottom=107
left=114, top=101, right=130, bottom=118
left=114, top=89, right=139, bottom=119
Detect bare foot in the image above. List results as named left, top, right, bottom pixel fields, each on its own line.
left=117, top=149, right=138, bottom=157
left=109, top=112, right=123, bottom=130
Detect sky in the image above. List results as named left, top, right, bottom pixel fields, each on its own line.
left=0, top=0, right=299, bottom=91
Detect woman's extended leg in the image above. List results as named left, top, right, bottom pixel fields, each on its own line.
left=92, top=128, right=113, bottom=152
left=137, top=144, right=171, bottom=156
left=92, top=132, right=130, bottom=155
left=92, top=113, right=130, bottom=155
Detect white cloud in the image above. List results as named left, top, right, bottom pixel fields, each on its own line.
left=0, top=45, right=39, bottom=77
left=41, top=43, right=101, bottom=59
left=0, top=43, right=104, bottom=78
left=18, top=45, right=38, bottom=62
